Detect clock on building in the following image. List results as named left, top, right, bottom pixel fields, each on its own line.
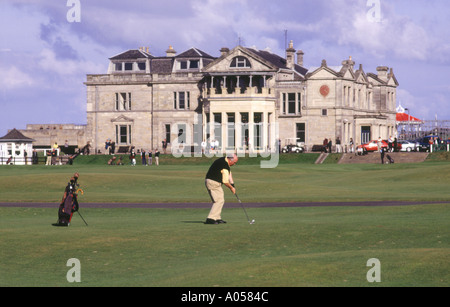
left=320, top=85, right=330, bottom=97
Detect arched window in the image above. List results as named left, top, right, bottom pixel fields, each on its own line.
left=230, top=56, right=251, bottom=68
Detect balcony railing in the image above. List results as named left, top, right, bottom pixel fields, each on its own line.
left=204, top=86, right=274, bottom=99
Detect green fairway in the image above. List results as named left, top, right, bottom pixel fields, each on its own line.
left=0, top=204, right=448, bottom=287
left=0, top=156, right=449, bottom=287
left=0, top=158, right=449, bottom=203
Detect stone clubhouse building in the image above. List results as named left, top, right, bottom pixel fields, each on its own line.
left=22, top=41, right=399, bottom=155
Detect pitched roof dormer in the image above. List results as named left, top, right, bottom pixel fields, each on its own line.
left=173, top=47, right=216, bottom=72
left=108, top=48, right=153, bottom=74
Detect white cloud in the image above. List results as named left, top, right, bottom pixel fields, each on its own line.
left=0, top=65, right=35, bottom=89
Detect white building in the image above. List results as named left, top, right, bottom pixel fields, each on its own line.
left=0, top=129, right=35, bottom=165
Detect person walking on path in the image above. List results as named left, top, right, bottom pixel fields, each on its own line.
left=204, top=154, right=238, bottom=225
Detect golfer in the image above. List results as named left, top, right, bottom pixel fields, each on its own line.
left=205, top=154, right=238, bottom=224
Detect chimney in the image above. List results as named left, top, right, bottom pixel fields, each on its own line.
left=296, top=50, right=304, bottom=67
left=166, top=45, right=176, bottom=57
left=220, top=47, right=230, bottom=57
left=286, top=40, right=296, bottom=69
left=389, top=67, right=394, bottom=78
left=342, top=56, right=355, bottom=69
left=376, top=66, right=389, bottom=81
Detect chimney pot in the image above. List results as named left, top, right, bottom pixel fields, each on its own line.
left=296, top=50, right=304, bottom=66
left=376, top=66, right=389, bottom=81
left=166, top=45, right=176, bottom=57
left=220, top=47, right=230, bottom=57
left=286, top=40, right=296, bottom=69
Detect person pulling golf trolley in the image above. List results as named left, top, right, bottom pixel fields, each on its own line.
left=52, top=172, right=87, bottom=227
left=204, top=154, right=255, bottom=225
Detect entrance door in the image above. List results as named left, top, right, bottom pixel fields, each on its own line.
left=361, top=126, right=371, bottom=144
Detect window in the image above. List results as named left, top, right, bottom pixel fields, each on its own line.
left=124, top=63, right=133, bottom=71
left=254, top=113, right=263, bottom=149
left=214, top=113, right=222, bottom=147
left=189, top=60, right=199, bottom=69
left=116, top=125, right=132, bottom=145
left=230, top=56, right=251, bottom=68
left=227, top=113, right=235, bottom=148
left=165, top=124, right=171, bottom=143
left=322, top=109, right=328, bottom=116
left=115, top=93, right=132, bottom=111
left=179, top=60, right=199, bottom=70
left=282, top=92, right=301, bottom=115
left=114, top=62, right=146, bottom=72
left=138, top=62, right=146, bottom=71
left=296, top=123, right=306, bottom=143
left=288, top=93, right=296, bottom=114
left=179, top=92, right=185, bottom=109
left=240, top=113, right=249, bottom=147
left=173, top=92, right=190, bottom=110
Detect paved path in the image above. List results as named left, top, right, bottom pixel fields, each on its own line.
left=0, top=201, right=448, bottom=209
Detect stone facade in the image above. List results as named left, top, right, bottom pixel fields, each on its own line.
left=83, top=42, right=398, bottom=154
left=18, top=124, right=86, bottom=149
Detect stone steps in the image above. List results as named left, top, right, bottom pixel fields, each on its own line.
left=315, top=153, right=329, bottom=164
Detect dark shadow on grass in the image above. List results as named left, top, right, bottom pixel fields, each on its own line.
left=181, top=221, right=205, bottom=224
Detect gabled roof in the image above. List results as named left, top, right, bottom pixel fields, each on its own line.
left=367, top=71, right=399, bottom=87
left=367, top=73, right=386, bottom=85
left=110, top=49, right=153, bottom=60
left=176, top=48, right=215, bottom=59
left=0, top=129, right=35, bottom=142
left=244, top=47, right=289, bottom=70
left=306, top=65, right=342, bottom=79
left=294, top=64, right=308, bottom=77
left=354, top=67, right=369, bottom=84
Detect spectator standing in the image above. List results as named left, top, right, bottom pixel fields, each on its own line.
left=377, top=137, right=382, bottom=152
left=349, top=138, right=354, bottom=153
left=162, top=139, right=168, bottom=154
left=46, top=150, right=52, bottom=165
left=141, top=149, right=147, bottom=166
left=155, top=148, right=160, bottom=166
left=323, top=138, right=328, bottom=152
left=388, top=136, right=393, bottom=152
left=130, top=150, right=136, bottom=166
left=32, top=149, right=38, bottom=165
left=335, top=137, right=341, bottom=153
left=148, top=150, right=153, bottom=165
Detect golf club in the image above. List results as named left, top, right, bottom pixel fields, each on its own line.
left=77, top=210, right=88, bottom=226
left=235, top=193, right=255, bottom=224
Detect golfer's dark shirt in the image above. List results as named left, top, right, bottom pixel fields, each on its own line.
left=205, top=157, right=230, bottom=184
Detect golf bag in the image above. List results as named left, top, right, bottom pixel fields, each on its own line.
left=53, top=182, right=79, bottom=227
left=386, top=154, right=395, bottom=164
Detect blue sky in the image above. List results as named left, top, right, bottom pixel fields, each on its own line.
left=1, top=0, right=449, bottom=136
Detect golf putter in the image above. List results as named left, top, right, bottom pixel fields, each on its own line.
left=235, top=193, right=255, bottom=224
